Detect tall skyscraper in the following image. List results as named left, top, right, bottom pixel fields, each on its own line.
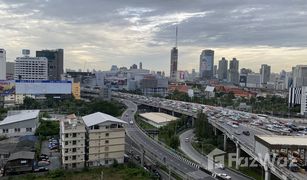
left=15, top=50, right=48, bottom=80
left=6, top=62, right=15, bottom=80
left=170, top=27, right=178, bottom=81
left=36, top=49, right=64, bottom=80
left=260, top=64, right=271, bottom=84
left=0, top=49, right=6, bottom=80
left=218, top=57, right=228, bottom=81
left=199, top=49, right=214, bottom=80
left=228, top=58, right=239, bottom=84
left=292, top=65, right=307, bottom=87
left=139, top=62, right=142, bottom=69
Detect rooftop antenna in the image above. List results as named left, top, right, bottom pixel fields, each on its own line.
left=175, top=25, right=178, bottom=48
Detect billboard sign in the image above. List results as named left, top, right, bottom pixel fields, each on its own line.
left=0, top=80, right=16, bottom=96
left=15, top=80, right=72, bottom=95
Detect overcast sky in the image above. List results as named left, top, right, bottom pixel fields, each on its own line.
left=1, top=0, right=307, bottom=74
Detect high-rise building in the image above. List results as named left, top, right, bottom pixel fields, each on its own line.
left=228, top=58, right=239, bottom=85
left=301, top=87, right=307, bottom=116
left=14, top=50, right=48, bottom=80
left=260, top=64, right=271, bottom=84
left=6, top=62, right=15, bottom=80
left=218, top=57, right=228, bottom=81
left=292, top=65, right=307, bottom=88
left=199, top=49, right=214, bottom=80
left=36, top=49, right=64, bottom=80
left=139, top=62, right=142, bottom=69
left=170, top=26, right=178, bottom=81
left=0, top=49, right=6, bottom=80
left=170, top=47, right=178, bottom=81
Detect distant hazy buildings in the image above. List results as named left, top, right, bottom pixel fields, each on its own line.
left=199, top=49, right=214, bottom=80
left=218, top=57, right=228, bottom=81
left=36, top=49, right=64, bottom=80
left=0, top=49, right=6, bottom=80
left=246, top=73, right=261, bottom=88
left=170, top=47, right=178, bottom=81
left=260, top=64, right=271, bottom=84
left=14, top=50, right=48, bottom=80
left=228, top=58, right=239, bottom=85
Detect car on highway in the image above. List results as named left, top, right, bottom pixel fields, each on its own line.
left=129, top=120, right=134, bottom=124
left=243, top=131, right=250, bottom=136
left=216, top=173, right=231, bottom=180
left=234, top=130, right=241, bottom=135
left=185, top=137, right=189, bottom=142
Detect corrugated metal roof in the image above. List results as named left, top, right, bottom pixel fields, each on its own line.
left=82, top=112, right=126, bottom=127
left=139, top=112, right=177, bottom=123
left=8, top=151, right=35, bottom=161
left=0, top=110, right=39, bottom=126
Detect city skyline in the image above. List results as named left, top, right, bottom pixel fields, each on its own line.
left=1, top=0, right=307, bottom=74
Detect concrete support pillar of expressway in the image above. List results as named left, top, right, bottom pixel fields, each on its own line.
left=172, top=111, right=175, bottom=116
left=158, top=108, right=161, bottom=112
left=223, top=134, right=227, bottom=151
left=235, top=143, right=241, bottom=170
left=214, top=127, right=217, bottom=136
left=264, top=164, right=271, bottom=180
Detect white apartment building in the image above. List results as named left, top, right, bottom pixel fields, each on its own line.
left=60, top=114, right=86, bottom=169
left=82, top=112, right=127, bottom=167
left=14, top=56, right=48, bottom=80
left=0, top=49, right=6, bottom=80
left=60, top=112, right=127, bottom=169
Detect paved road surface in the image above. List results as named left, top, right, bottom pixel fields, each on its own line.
left=122, top=100, right=215, bottom=180
left=180, top=129, right=251, bottom=180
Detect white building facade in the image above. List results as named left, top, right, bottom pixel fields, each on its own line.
left=301, top=87, right=307, bottom=116
left=14, top=56, right=48, bottom=80
left=0, top=49, right=6, bottom=80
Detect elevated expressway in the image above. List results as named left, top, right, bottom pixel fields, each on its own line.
left=115, top=93, right=306, bottom=180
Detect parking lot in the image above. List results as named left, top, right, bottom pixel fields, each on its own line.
left=41, top=140, right=61, bottom=170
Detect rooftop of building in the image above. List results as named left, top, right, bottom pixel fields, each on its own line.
left=8, top=151, right=35, bottom=161
left=61, top=114, right=86, bottom=132
left=255, top=135, right=307, bottom=148
left=82, top=112, right=126, bottom=127
left=139, top=112, right=178, bottom=124
left=0, top=110, right=40, bottom=126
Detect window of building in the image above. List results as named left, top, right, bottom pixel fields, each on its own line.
left=65, top=141, right=68, bottom=145
left=110, top=124, right=117, bottom=128
left=105, top=146, right=109, bottom=151
left=105, top=160, right=108, bottom=165
left=14, top=128, right=20, bottom=132
left=105, top=140, right=109, bottom=144
left=65, top=149, right=68, bottom=153
left=105, top=133, right=109, bottom=137
left=72, top=163, right=76, bottom=168
left=72, top=133, right=77, bottom=137
left=65, top=134, right=69, bottom=138
left=72, top=140, right=76, bottom=145
left=26, top=128, right=32, bottom=132
left=72, top=148, right=76, bottom=152
left=72, top=155, right=76, bottom=160
left=94, top=125, right=99, bottom=130
left=2, top=129, right=8, bottom=133
left=65, top=156, right=68, bottom=161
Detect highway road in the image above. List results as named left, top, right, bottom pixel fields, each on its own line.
left=121, top=100, right=215, bottom=180
left=114, top=92, right=307, bottom=180
left=180, top=129, right=250, bottom=180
